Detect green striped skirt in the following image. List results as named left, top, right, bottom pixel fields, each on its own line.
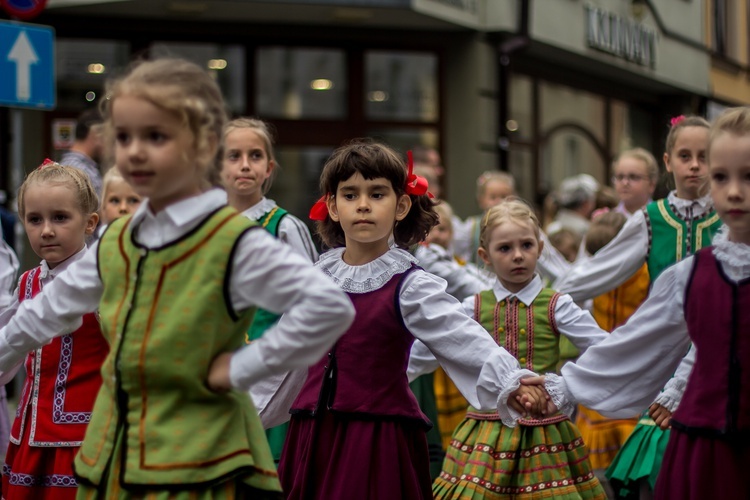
left=433, top=410, right=606, bottom=500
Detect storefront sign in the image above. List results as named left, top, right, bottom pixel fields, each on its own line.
left=584, top=5, right=657, bottom=68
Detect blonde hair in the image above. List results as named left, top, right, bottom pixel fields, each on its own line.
left=479, top=198, right=541, bottom=251
left=222, top=117, right=278, bottom=194
left=433, top=201, right=454, bottom=232
left=101, top=58, right=226, bottom=184
left=18, top=162, right=99, bottom=219
left=100, top=167, right=130, bottom=211
left=665, top=116, right=710, bottom=155
left=476, top=171, right=515, bottom=198
left=709, top=106, right=750, bottom=157
left=585, top=211, right=627, bottom=255
left=615, top=147, right=659, bottom=183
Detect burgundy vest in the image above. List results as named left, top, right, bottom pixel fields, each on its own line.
left=11, top=266, right=109, bottom=446
left=672, top=248, right=750, bottom=436
left=291, top=266, right=427, bottom=424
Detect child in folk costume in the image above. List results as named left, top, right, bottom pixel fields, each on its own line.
left=270, top=141, right=547, bottom=500
left=432, top=199, right=608, bottom=500
left=97, top=167, right=142, bottom=234
left=0, top=225, right=19, bottom=465
left=0, top=58, right=355, bottom=499
left=553, top=115, right=721, bottom=499
left=220, top=117, right=318, bottom=462
left=1, top=162, right=107, bottom=499
left=574, top=211, right=645, bottom=497
left=533, top=105, right=750, bottom=499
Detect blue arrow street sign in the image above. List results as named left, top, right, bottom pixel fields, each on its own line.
left=0, top=20, right=55, bottom=109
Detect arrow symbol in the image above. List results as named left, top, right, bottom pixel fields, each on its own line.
left=8, top=31, right=39, bottom=102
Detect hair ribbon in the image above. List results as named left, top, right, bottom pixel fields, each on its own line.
left=38, top=158, right=56, bottom=169
left=406, top=150, right=432, bottom=198
left=309, top=195, right=329, bottom=221
left=670, top=115, right=686, bottom=127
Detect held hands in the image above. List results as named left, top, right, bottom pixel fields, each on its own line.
left=508, top=376, right=556, bottom=419
left=649, top=402, right=673, bottom=430
left=207, top=352, right=234, bottom=393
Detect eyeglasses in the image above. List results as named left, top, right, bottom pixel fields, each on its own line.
left=612, top=174, right=648, bottom=184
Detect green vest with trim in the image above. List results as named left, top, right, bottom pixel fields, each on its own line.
left=74, top=207, right=281, bottom=492
left=644, top=199, right=721, bottom=281
left=474, top=288, right=561, bottom=375
left=247, top=205, right=288, bottom=342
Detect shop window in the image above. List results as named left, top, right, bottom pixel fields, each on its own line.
left=365, top=127, right=439, bottom=155
left=508, top=74, right=533, bottom=142
left=151, top=42, right=246, bottom=114
left=255, top=47, right=347, bottom=120
left=713, top=0, right=738, bottom=59
left=365, top=51, right=438, bottom=122
left=56, top=39, right=130, bottom=110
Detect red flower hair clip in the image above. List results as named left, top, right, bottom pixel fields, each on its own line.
left=38, top=158, right=56, bottom=169
left=670, top=115, right=686, bottom=127
left=405, top=151, right=430, bottom=197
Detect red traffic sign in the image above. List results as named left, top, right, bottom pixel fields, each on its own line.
left=1, top=0, right=48, bottom=20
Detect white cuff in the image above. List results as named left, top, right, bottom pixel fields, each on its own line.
left=496, top=368, right=539, bottom=428
left=543, top=373, right=576, bottom=418
left=229, top=343, right=275, bottom=391
left=654, top=377, right=687, bottom=413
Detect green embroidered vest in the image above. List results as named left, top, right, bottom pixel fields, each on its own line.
left=75, top=207, right=281, bottom=492
left=247, top=205, right=288, bottom=342
left=473, top=288, right=561, bottom=375
left=644, top=199, right=721, bottom=281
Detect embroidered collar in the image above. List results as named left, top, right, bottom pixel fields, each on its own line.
left=316, top=247, right=417, bottom=294
left=491, top=274, right=543, bottom=306
left=667, top=191, right=713, bottom=219
left=241, top=197, right=278, bottom=221
left=712, top=225, right=750, bottom=280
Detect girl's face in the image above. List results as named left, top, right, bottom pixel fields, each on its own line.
left=113, top=95, right=204, bottom=213
left=327, top=173, right=411, bottom=255
left=425, top=213, right=452, bottom=249
left=22, top=181, right=98, bottom=268
left=664, top=126, right=709, bottom=200
left=709, top=132, right=750, bottom=244
left=102, top=178, right=142, bottom=224
left=478, top=220, right=542, bottom=293
left=478, top=180, right=514, bottom=211
left=613, top=156, right=655, bottom=212
left=221, top=128, right=274, bottom=203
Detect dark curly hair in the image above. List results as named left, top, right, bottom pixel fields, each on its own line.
left=316, top=140, right=438, bottom=249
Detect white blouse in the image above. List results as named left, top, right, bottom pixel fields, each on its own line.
left=253, top=247, right=540, bottom=428
left=0, top=236, right=18, bottom=311
left=413, top=243, right=486, bottom=301
left=0, top=189, right=354, bottom=392
left=553, top=192, right=714, bottom=302
left=546, top=226, right=750, bottom=418
left=240, top=197, right=319, bottom=263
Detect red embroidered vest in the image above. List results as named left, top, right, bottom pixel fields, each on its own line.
left=10, top=266, right=109, bottom=447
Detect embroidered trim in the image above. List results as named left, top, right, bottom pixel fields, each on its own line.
left=260, top=206, right=280, bottom=229
left=658, top=200, right=684, bottom=262
left=438, top=470, right=595, bottom=495
left=695, top=212, right=720, bottom=250
left=53, top=335, right=91, bottom=425
left=505, top=298, right=518, bottom=358
left=525, top=303, right=534, bottom=370
left=2, top=464, right=78, bottom=487
left=548, top=293, right=561, bottom=337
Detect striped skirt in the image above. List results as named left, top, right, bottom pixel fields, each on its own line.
left=433, top=410, right=606, bottom=499
left=575, top=405, right=638, bottom=470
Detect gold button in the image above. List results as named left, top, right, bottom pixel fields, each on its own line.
left=519, top=357, right=526, bottom=364
left=500, top=302, right=506, bottom=307
left=498, top=327, right=504, bottom=333
left=520, top=328, right=526, bottom=335
left=519, top=303, right=525, bottom=308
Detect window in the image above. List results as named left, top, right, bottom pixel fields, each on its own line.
left=365, top=51, right=438, bottom=122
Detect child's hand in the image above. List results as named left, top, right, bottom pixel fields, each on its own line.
left=520, top=375, right=559, bottom=415
left=207, top=352, right=234, bottom=393
left=509, top=383, right=548, bottom=418
left=649, top=402, right=672, bottom=430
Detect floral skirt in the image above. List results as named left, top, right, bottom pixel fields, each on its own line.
left=606, top=415, right=669, bottom=496
left=574, top=405, right=638, bottom=470
left=433, top=410, right=606, bottom=500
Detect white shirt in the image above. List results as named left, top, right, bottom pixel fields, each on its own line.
left=553, top=192, right=714, bottom=302
left=0, top=189, right=355, bottom=392
left=546, top=226, right=749, bottom=419
left=253, top=247, right=538, bottom=429
left=413, top=243, right=485, bottom=301
left=240, top=197, right=318, bottom=263
left=0, top=236, right=18, bottom=311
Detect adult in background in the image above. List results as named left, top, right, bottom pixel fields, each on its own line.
left=60, top=108, right=104, bottom=198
